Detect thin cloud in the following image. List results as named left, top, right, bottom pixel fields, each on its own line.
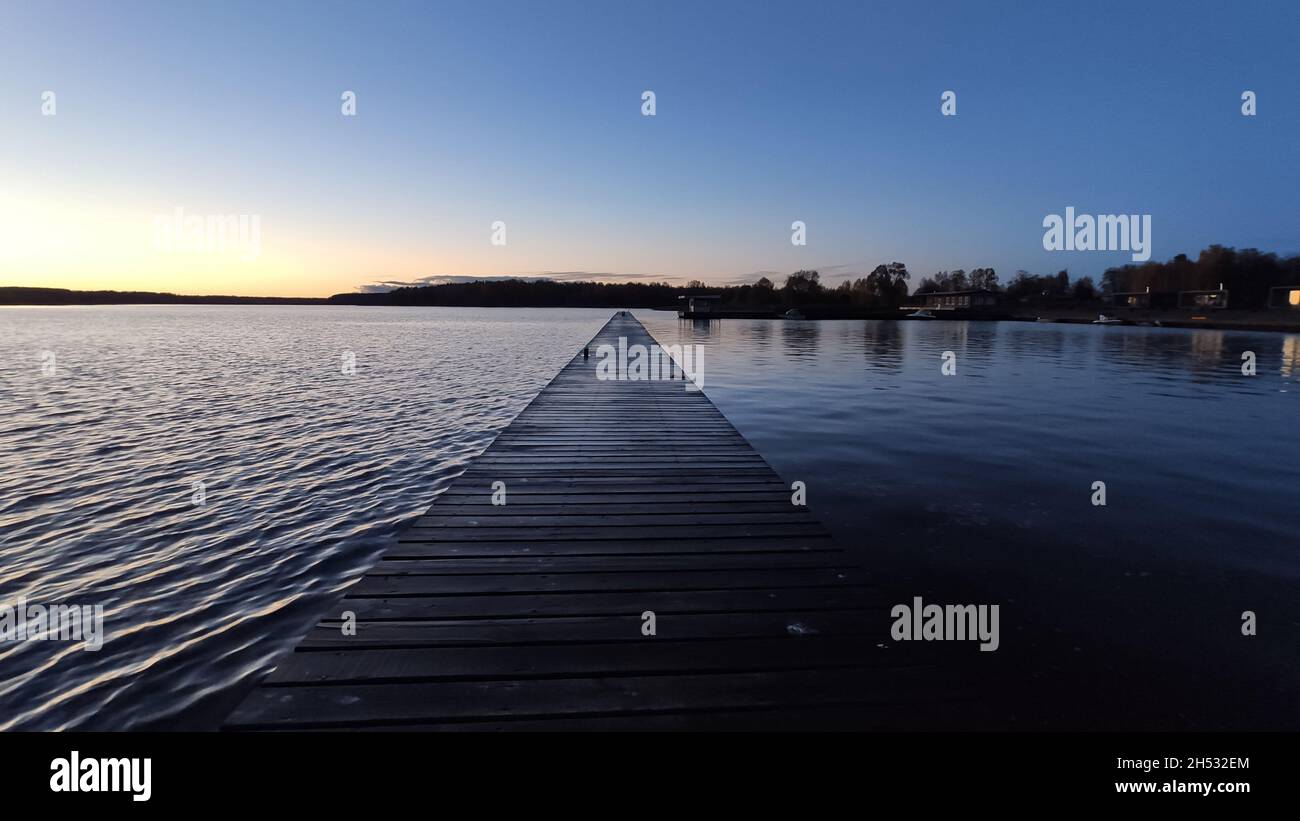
left=354, top=265, right=878, bottom=293
left=528, top=271, right=672, bottom=282
left=355, top=271, right=680, bottom=292
left=356, top=274, right=550, bottom=293
left=728, top=262, right=876, bottom=288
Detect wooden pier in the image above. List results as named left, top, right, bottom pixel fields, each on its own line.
left=225, top=312, right=974, bottom=730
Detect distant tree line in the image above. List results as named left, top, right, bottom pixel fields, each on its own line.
left=1100, top=245, right=1300, bottom=309
left=701, top=264, right=1085, bottom=310
left=0, top=287, right=325, bottom=305
left=329, top=279, right=681, bottom=307
left=701, top=264, right=914, bottom=309
left=10, top=244, right=1293, bottom=311
left=328, top=266, right=919, bottom=309
left=328, top=246, right=1300, bottom=311
left=1002, top=270, right=1098, bottom=303
left=915, top=268, right=1000, bottom=293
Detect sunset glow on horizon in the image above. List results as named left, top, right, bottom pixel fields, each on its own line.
left=3, top=0, right=1297, bottom=297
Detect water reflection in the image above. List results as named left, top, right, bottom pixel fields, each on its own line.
left=924, top=321, right=972, bottom=354
left=1189, top=329, right=1226, bottom=366
left=681, top=317, right=722, bottom=344
left=737, top=319, right=773, bottom=351
left=857, top=320, right=904, bottom=371
left=1281, top=335, right=1299, bottom=381
left=1091, top=327, right=1270, bottom=391
left=645, top=316, right=1300, bottom=396
left=633, top=311, right=1300, bottom=730
left=1003, top=323, right=1068, bottom=365
left=780, top=320, right=822, bottom=360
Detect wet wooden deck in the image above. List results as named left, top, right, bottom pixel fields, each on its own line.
left=224, top=312, right=972, bottom=730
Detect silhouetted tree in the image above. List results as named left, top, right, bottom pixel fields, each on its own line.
left=861, top=262, right=910, bottom=306
left=783, top=269, right=822, bottom=297
left=1073, top=276, right=1096, bottom=301
left=969, top=267, right=1000, bottom=291
left=314, top=244, right=1300, bottom=312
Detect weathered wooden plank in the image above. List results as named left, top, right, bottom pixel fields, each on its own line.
left=349, top=567, right=860, bottom=596
left=262, top=635, right=892, bottom=684
left=226, top=667, right=960, bottom=729
left=431, top=493, right=795, bottom=505
left=296, top=610, right=879, bottom=648
left=419, top=501, right=804, bottom=515
left=336, top=587, right=872, bottom=620
left=366, top=553, right=860, bottom=575
left=436, top=483, right=787, bottom=496
left=398, top=524, right=827, bottom=542
left=413, top=512, right=819, bottom=527
left=224, top=311, right=953, bottom=732
left=383, top=537, right=838, bottom=558
left=303, top=703, right=988, bottom=732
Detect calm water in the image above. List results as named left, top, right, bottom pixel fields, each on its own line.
left=637, top=311, right=1300, bottom=729
left=2, top=306, right=1298, bottom=730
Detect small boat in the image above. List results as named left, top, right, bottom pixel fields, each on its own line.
left=1092, top=314, right=1124, bottom=325
left=782, top=308, right=805, bottom=319
left=906, top=309, right=936, bottom=319
left=1035, top=317, right=1054, bottom=322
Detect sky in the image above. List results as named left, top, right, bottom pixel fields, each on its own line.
left=2, top=0, right=1298, bottom=297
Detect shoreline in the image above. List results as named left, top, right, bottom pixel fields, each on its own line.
left=670, top=306, right=1300, bottom=334
left=5, top=298, right=1299, bottom=333
left=1010, top=308, right=1300, bottom=334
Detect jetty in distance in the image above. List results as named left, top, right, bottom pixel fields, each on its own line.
left=225, top=313, right=981, bottom=730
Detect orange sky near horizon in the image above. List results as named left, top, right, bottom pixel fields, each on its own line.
left=0, top=196, right=665, bottom=298
left=0, top=186, right=716, bottom=297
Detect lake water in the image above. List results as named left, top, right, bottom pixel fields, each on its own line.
left=0, top=306, right=611, bottom=730
left=637, top=311, right=1300, bottom=729
left=1, top=305, right=1297, bottom=730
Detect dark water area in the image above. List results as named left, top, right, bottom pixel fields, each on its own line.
left=2, top=305, right=1297, bottom=729
left=637, top=312, right=1300, bottom=729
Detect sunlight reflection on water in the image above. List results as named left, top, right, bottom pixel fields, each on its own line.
left=0, top=305, right=610, bottom=729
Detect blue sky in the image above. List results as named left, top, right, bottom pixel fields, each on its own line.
left=2, top=0, right=1298, bottom=296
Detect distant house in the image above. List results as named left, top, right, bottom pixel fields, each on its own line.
left=1177, top=286, right=1228, bottom=309
left=1107, top=288, right=1179, bottom=309
left=1268, top=285, right=1300, bottom=309
left=1109, top=290, right=1151, bottom=308
left=911, top=289, right=1004, bottom=310
left=677, top=294, right=721, bottom=317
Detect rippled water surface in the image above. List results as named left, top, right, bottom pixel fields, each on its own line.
left=0, top=306, right=610, bottom=729
left=3, top=306, right=1299, bottom=730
